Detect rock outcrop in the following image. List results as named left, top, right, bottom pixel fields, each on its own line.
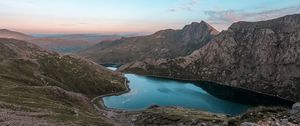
left=290, top=102, right=300, bottom=121
left=119, top=14, right=300, bottom=102
left=78, top=21, right=219, bottom=64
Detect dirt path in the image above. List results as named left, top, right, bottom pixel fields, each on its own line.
left=90, top=78, right=138, bottom=126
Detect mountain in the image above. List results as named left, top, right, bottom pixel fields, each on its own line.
left=0, top=38, right=126, bottom=125
left=31, top=34, right=122, bottom=53
left=31, top=38, right=98, bottom=53
left=34, top=34, right=122, bottom=42
left=119, top=14, right=300, bottom=102
left=0, top=30, right=122, bottom=53
left=0, top=29, right=33, bottom=41
left=78, top=21, right=219, bottom=64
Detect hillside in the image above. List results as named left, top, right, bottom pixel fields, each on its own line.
left=119, top=14, right=300, bottom=102
left=0, top=29, right=33, bottom=41
left=0, top=38, right=126, bottom=125
left=78, top=21, right=219, bottom=64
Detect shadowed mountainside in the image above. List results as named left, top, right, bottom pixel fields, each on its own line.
left=78, top=21, right=219, bottom=64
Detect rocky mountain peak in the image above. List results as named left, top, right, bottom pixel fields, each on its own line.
left=182, top=21, right=219, bottom=44
left=79, top=20, right=220, bottom=64
left=183, top=21, right=219, bottom=35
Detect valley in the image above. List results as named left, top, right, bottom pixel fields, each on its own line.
left=0, top=3, right=299, bottom=124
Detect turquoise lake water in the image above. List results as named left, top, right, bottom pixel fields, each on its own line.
left=103, top=67, right=251, bottom=115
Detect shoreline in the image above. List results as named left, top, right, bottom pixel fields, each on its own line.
left=91, top=78, right=131, bottom=112
left=90, top=69, right=294, bottom=116
left=120, top=71, right=296, bottom=104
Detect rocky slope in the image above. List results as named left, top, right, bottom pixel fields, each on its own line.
left=129, top=106, right=300, bottom=126
left=94, top=102, right=300, bottom=126
left=78, top=21, right=219, bottom=64
left=0, top=38, right=126, bottom=125
left=119, top=14, right=300, bottom=102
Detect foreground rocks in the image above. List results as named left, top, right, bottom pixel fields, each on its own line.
left=94, top=104, right=300, bottom=126
left=239, top=106, right=300, bottom=126
left=120, top=14, right=300, bottom=102
left=290, top=102, right=300, bottom=122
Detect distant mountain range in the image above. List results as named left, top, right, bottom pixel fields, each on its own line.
left=78, top=21, right=219, bottom=64
left=0, top=29, right=124, bottom=53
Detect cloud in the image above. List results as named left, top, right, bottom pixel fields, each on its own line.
left=169, top=0, right=199, bottom=12
left=78, top=22, right=88, bottom=25
left=204, top=6, right=300, bottom=30
left=169, top=9, right=176, bottom=12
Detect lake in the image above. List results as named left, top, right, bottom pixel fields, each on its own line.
left=103, top=67, right=251, bottom=115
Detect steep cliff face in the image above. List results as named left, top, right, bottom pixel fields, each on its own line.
left=78, top=21, right=219, bottom=64
left=119, top=14, right=300, bottom=102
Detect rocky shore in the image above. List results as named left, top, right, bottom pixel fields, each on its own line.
left=89, top=70, right=300, bottom=126
left=93, top=94, right=300, bottom=125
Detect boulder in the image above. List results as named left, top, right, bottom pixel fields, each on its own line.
left=290, top=102, right=300, bottom=120
left=241, top=122, right=259, bottom=126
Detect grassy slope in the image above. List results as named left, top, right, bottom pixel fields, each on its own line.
left=0, top=38, right=126, bottom=125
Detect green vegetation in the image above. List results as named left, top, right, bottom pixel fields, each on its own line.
left=0, top=38, right=126, bottom=125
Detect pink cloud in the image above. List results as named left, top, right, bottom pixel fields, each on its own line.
left=204, top=6, right=300, bottom=30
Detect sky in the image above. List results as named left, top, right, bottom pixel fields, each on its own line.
left=1, top=0, right=300, bottom=34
